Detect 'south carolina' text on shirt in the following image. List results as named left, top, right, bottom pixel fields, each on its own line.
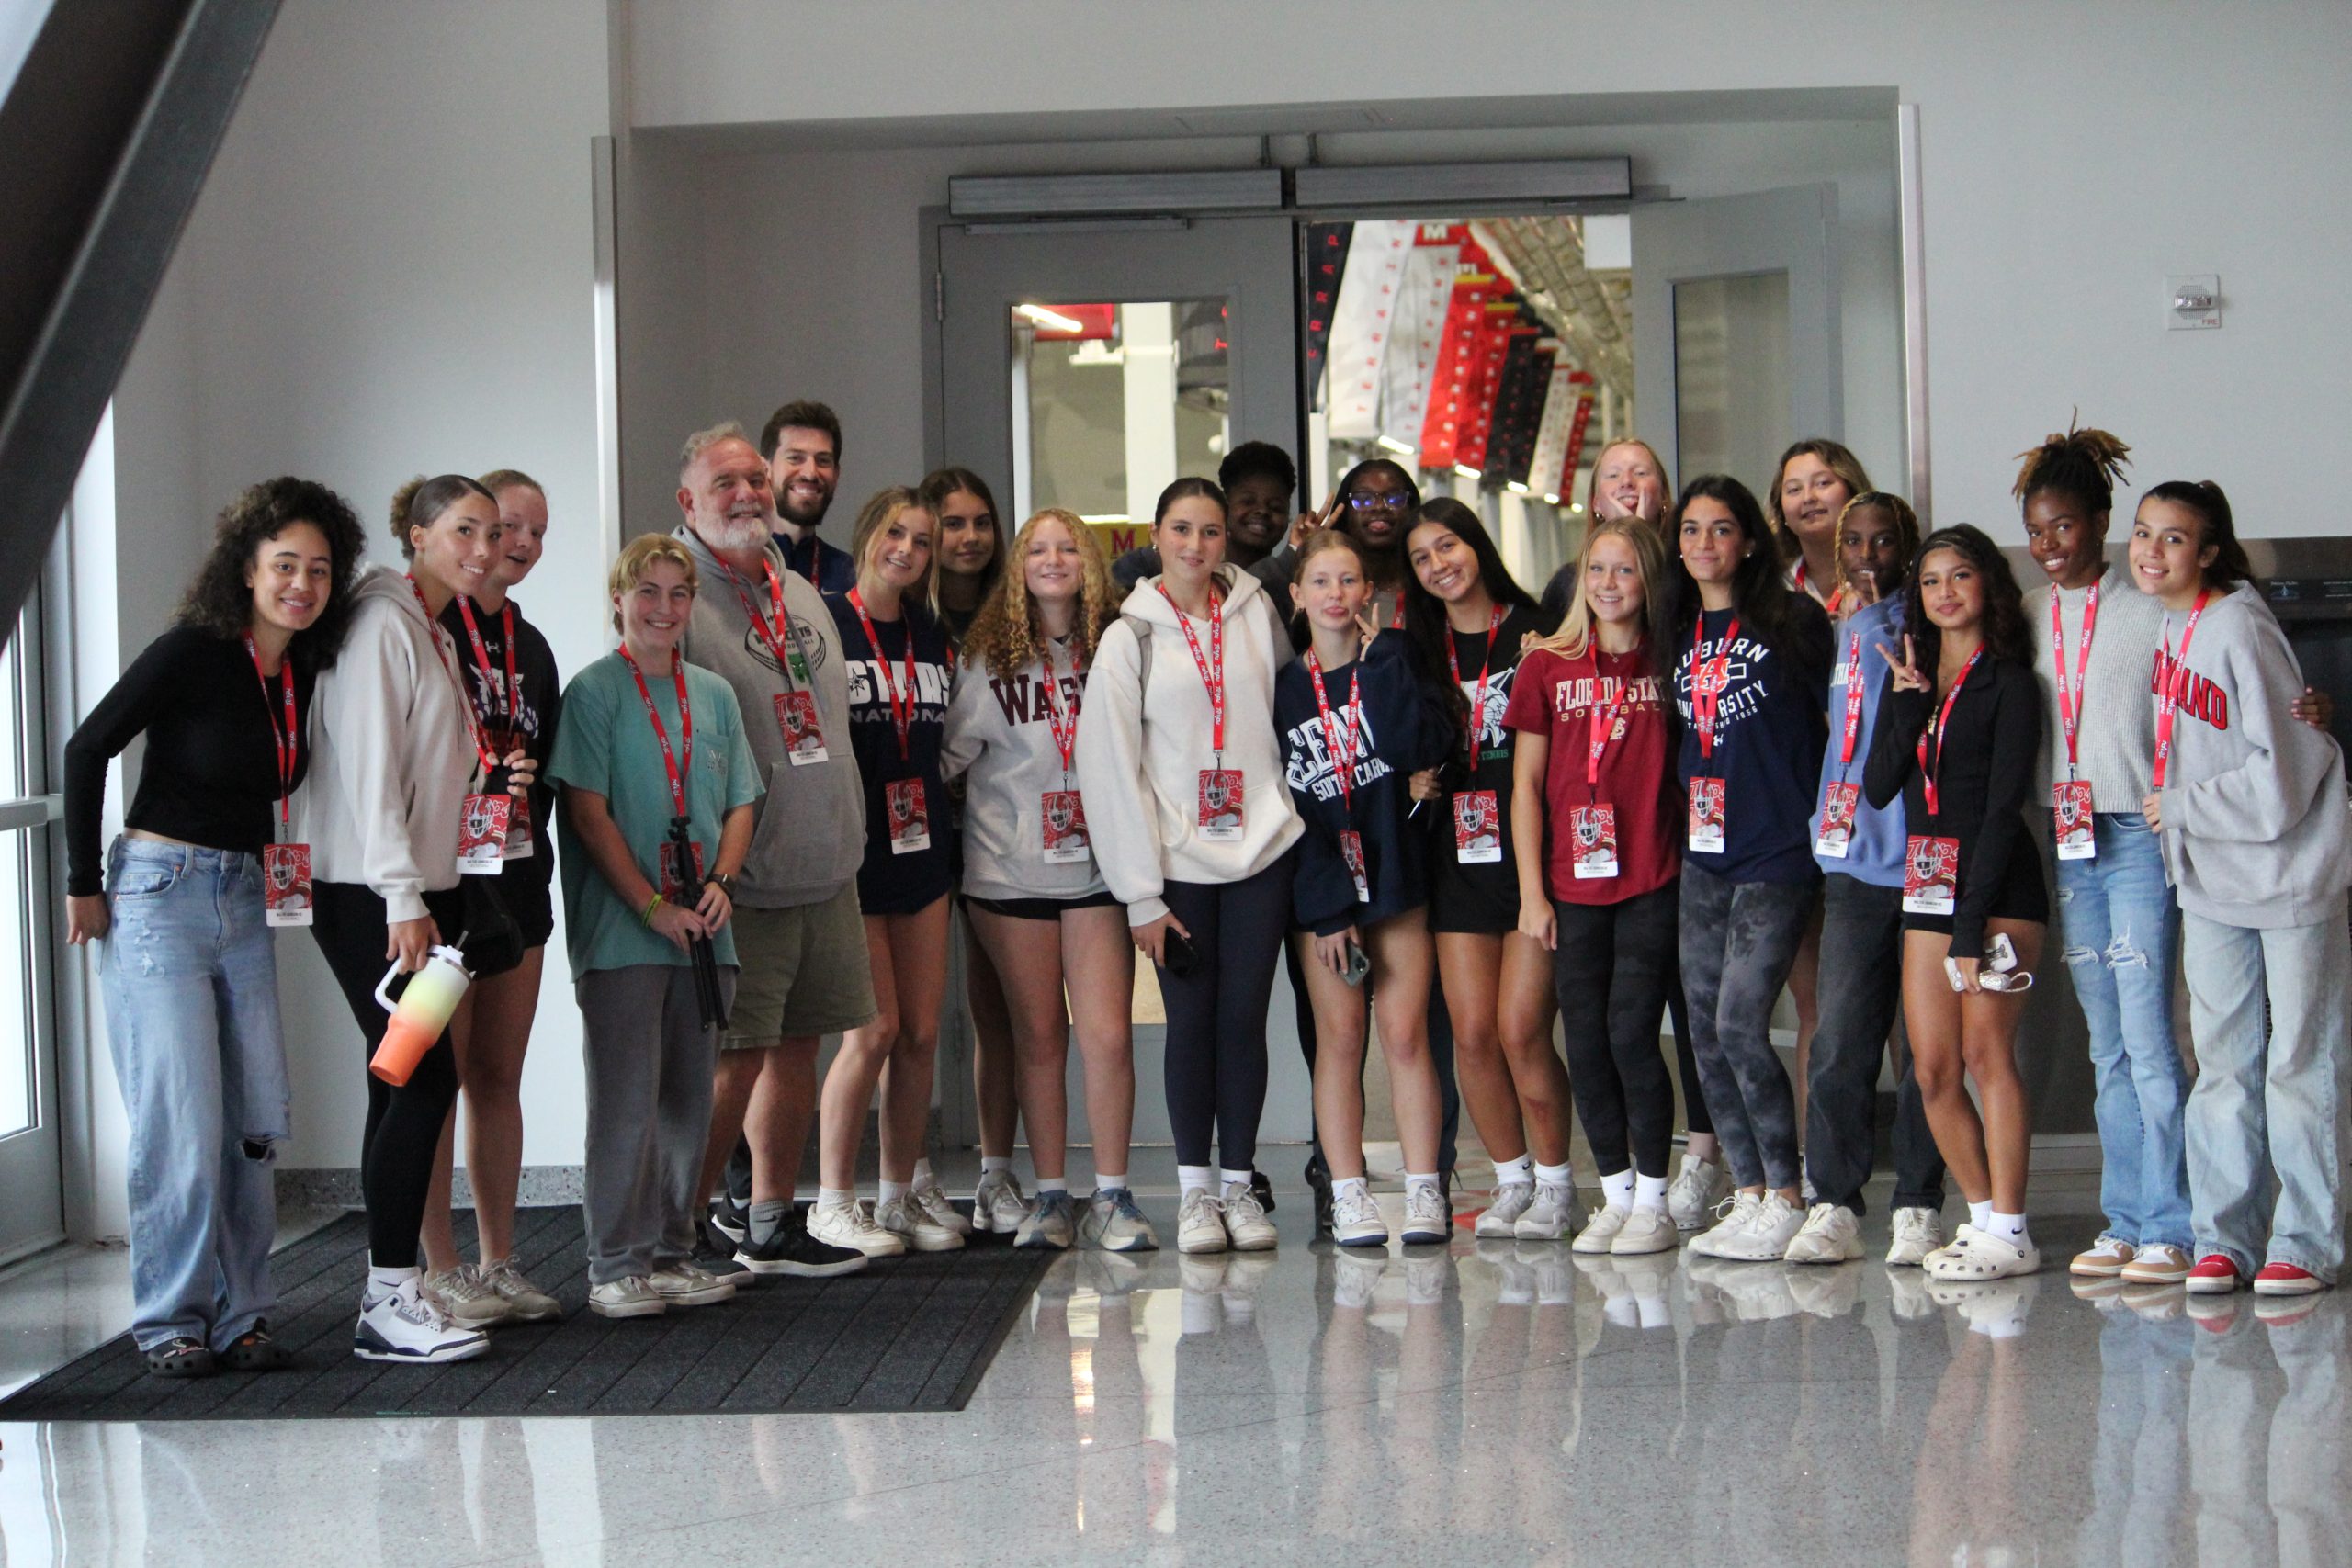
left=1283, top=697, right=1395, bottom=803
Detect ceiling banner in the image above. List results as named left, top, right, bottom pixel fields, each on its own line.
left=1321, top=219, right=1415, bottom=440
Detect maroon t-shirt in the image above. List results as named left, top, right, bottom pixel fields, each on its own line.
left=1504, top=643, right=1681, bottom=906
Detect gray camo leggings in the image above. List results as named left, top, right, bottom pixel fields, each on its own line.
left=1678, top=860, right=1816, bottom=1191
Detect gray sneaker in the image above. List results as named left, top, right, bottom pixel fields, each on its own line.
left=1078, top=1188, right=1160, bottom=1252
left=478, top=1258, right=562, bottom=1322
left=1514, top=1180, right=1577, bottom=1242
left=1016, top=1189, right=1078, bottom=1249
left=648, top=1259, right=736, bottom=1307
left=423, top=1265, right=514, bottom=1328
left=972, top=1169, right=1030, bottom=1235
left=1476, top=1181, right=1536, bottom=1239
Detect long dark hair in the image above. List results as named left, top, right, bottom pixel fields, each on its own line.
left=175, top=477, right=369, bottom=670
left=2141, top=479, right=2253, bottom=590
left=1667, top=474, right=1795, bottom=638
left=919, top=465, right=1005, bottom=618
left=1399, top=497, right=1537, bottom=732
left=1903, top=524, right=2032, bottom=672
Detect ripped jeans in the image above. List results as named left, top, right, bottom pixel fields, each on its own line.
left=98, top=839, right=288, bottom=1352
left=2057, top=813, right=2191, bottom=1250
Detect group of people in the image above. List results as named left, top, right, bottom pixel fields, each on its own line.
left=66, top=394, right=2352, bottom=1378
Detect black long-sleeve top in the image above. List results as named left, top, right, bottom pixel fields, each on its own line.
left=63, top=626, right=315, bottom=896
left=1863, top=651, right=2046, bottom=959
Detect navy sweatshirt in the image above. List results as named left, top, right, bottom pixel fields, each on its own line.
left=1278, top=631, right=1453, bottom=936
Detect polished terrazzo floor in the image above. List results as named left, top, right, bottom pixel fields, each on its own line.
left=2, top=1164, right=2346, bottom=1566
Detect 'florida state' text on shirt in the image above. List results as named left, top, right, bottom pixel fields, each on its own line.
left=1545, top=670, right=1666, bottom=719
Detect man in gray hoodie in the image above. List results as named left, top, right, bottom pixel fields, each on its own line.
left=673, top=422, right=873, bottom=1277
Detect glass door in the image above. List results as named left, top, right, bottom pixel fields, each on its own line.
left=0, top=589, right=63, bottom=1262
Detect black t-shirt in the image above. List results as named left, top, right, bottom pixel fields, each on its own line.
left=440, top=595, right=562, bottom=890
left=827, top=592, right=956, bottom=914
left=1426, top=604, right=1544, bottom=927
left=63, top=626, right=317, bottom=896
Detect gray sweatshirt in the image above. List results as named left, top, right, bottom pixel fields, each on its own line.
left=2153, top=583, right=2352, bottom=929
left=2030, top=564, right=2167, bottom=811
left=939, top=635, right=1107, bottom=904
left=673, top=525, right=864, bottom=908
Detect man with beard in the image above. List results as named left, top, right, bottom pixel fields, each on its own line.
left=762, top=400, right=855, bottom=593
left=670, top=422, right=872, bottom=1279
left=1110, top=442, right=1326, bottom=592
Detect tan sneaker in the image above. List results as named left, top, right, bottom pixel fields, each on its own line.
left=2070, top=1235, right=2136, bottom=1277
left=2119, top=1243, right=2193, bottom=1285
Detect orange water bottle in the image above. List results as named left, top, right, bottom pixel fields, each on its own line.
left=370, top=946, right=470, bottom=1085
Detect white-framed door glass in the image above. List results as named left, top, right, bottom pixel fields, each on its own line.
left=0, top=583, right=64, bottom=1262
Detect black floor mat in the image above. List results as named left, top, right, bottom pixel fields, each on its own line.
left=1, top=1205, right=1057, bottom=1421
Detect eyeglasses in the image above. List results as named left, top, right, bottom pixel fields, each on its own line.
left=1346, top=493, right=1409, bottom=512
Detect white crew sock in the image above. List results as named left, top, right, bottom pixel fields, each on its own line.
left=1405, top=1171, right=1441, bottom=1203
left=817, top=1186, right=857, bottom=1211
left=1093, top=1171, right=1127, bottom=1192
left=877, top=1178, right=911, bottom=1205
left=1493, top=1155, right=1533, bottom=1188
left=1036, top=1176, right=1067, bottom=1195
left=1969, top=1199, right=1993, bottom=1232
left=1220, top=1168, right=1254, bottom=1193
left=1634, top=1172, right=1669, bottom=1212
left=912, top=1157, right=934, bottom=1187
left=1333, top=1175, right=1370, bottom=1203
left=980, top=1155, right=1012, bottom=1175
left=1601, top=1168, right=1635, bottom=1211
left=1178, top=1165, right=1215, bottom=1198
left=367, top=1264, right=419, bottom=1302
left=1985, top=1210, right=2030, bottom=1248
left=1535, top=1160, right=1574, bottom=1190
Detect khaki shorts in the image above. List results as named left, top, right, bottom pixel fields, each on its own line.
left=724, top=883, right=878, bottom=1049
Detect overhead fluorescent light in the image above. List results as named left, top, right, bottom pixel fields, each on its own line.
left=1375, top=436, right=1416, bottom=457
left=1506, top=481, right=1531, bottom=496
left=1014, top=303, right=1086, bottom=334
left=953, top=169, right=1284, bottom=219
left=1295, top=158, right=1631, bottom=211
left=1080, top=513, right=1131, bottom=525
left=1454, top=465, right=1482, bottom=481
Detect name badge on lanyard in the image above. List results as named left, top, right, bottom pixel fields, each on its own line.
left=1903, top=649, right=1979, bottom=917
left=248, top=634, right=313, bottom=926
left=1448, top=608, right=1506, bottom=864
left=1815, top=630, right=1868, bottom=859
left=729, top=559, right=830, bottom=763
left=850, top=589, right=931, bottom=855
left=458, top=598, right=534, bottom=861
left=410, top=577, right=507, bottom=875
left=1159, top=581, right=1247, bottom=843
left=1037, top=646, right=1092, bottom=863
left=1308, top=651, right=1370, bottom=902
left=2051, top=585, right=2099, bottom=861
left=1687, top=615, right=1738, bottom=853
left=1577, top=671, right=1629, bottom=878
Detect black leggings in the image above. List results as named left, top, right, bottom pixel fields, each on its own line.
left=1669, top=967, right=1710, bottom=1135
left=313, top=880, right=465, bottom=1268
left=1553, top=885, right=1681, bottom=1179
left=1158, top=853, right=1295, bottom=1169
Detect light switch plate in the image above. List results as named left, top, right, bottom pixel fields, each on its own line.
left=2168, top=272, right=2221, bottom=331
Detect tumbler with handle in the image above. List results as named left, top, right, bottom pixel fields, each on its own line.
left=371, top=944, right=471, bottom=1085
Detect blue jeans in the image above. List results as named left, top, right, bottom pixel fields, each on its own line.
left=2181, top=906, right=2351, bottom=1281
left=97, top=840, right=289, bottom=1352
left=2057, top=813, right=2192, bottom=1249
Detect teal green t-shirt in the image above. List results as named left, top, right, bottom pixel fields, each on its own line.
left=548, top=652, right=763, bottom=976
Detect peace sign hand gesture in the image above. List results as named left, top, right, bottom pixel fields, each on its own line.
left=1290, top=490, right=1342, bottom=550
left=1877, top=633, right=1929, bottom=694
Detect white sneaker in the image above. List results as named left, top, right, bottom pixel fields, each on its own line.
left=478, top=1258, right=562, bottom=1322
left=1178, top=1190, right=1227, bottom=1255
left=587, top=1276, right=666, bottom=1320
left=911, top=1174, right=973, bottom=1237
left=648, top=1259, right=736, bottom=1307
left=1667, top=1155, right=1728, bottom=1230
left=1687, top=1191, right=1763, bottom=1258
left=423, top=1265, right=513, bottom=1328
left=356, top=1276, right=491, bottom=1362
left=1221, top=1179, right=1278, bottom=1251
left=1611, top=1205, right=1679, bottom=1257
left=1709, top=1191, right=1805, bottom=1261
left=1331, top=1186, right=1388, bottom=1247
left=1572, top=1204, right=1629, bottom=1255
left=808, top=1199, right=908, bottom=1258
left=1400, top=1184, right=1450, bottom=1247
left=1783, top=1203, right=1865, bottom=1265
left=972, top=1169, right=1029, bottom=1235
left=1514, top=1179, right=1577, bottom=1241
left=1476, top=1182, right=1535, bottom=1238
left=1885, top=1206, right=1945, bottom=1268
left=1331, top=1251, right=1385, bottom=1310
left=876, top=1192, right=966, bottom=1252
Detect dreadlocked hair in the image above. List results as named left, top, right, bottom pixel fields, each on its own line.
left=2012, top=417, right=2132, bottom=518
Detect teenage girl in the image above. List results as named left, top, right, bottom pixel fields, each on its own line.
left=2132, top=482, right=2352, bottom=1297
left=1865, top=525, right=2048, bottom=1281
left=299, top=476, right=534, bottom=1362
left=1400, top=499, right=1571, bottom=1239
left=1670, top=475, right=1832, bottom=1263
left=1279, top=529, right=1453, bottom=1248
left=1506, top=517, right=1683, bottom=1257
left=64, top=479, right=366, bottom=1376
left=943, top=508, right=1155, bottom=1252
left=809, top=488, right=962, bottom=1258
left=921, top=466, right=1030, bottom=1234
left=1077, top=478, right=1302, bottom=1256
left=418, top=468, right=564, bottom=1327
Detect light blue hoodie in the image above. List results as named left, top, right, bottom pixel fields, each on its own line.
left=1812, top=597, right=1907, bottom=887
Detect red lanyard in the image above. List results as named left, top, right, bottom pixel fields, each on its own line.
left=244, top=634, right=298, bottom=828
left=619, top=646, right=693, bottom=819
left=1835, top=625, right=1869, bottom=770
left=1690, top=614, right=1741, bottom=760
left=2153, top=590, right=2211, bottom=790
left=1306, top=652, right=1362, bottom=814
left=721, top=558, right=803, bottom=689
left=1795, top=559, right=1844, bottom=616
left=1158, top=581, right=1227, bottom=761
left=1586, top=660, right=1629, bottom=795
left=1445, top=605, right=1507, bottom=763
left=1917, top=649, right=1983, bottom=817
left=848, top=588, right=919, bottom=762
left=1038, top=639, right=1084, bottom=784
left=407, top=575, right=495, bottom=773
left=2051, top=583, right=2099, bottom=779
left=455, top=597, right=519, bottom=726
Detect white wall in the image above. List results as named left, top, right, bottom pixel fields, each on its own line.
left=630, top=0, right=2352, bottom=541
left=96, top=0, right=612, bottom=1182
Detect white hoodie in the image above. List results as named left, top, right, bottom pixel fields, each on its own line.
left=1074, top=566, right=1302, bottom=925
left=293, top=564, right=482, bottom=923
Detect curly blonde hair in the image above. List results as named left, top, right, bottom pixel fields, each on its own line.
left=964, top=508, right=1117, bottom=679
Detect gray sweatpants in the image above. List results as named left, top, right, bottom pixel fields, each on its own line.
left=580, top=964, right=734, bottom=1285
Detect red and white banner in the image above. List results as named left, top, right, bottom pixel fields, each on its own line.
left=1323, top=220, right=1415, bottom=439
left=1377, top=223, right=1464, bottom=457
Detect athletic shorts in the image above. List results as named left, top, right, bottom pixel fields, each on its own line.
left=725, top=883, right=878, bottom=1048
left=964, top=889, right=1123, bottom=922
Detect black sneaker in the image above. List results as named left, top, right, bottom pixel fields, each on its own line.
left=694, top=1220, right=754, bottom=1287
left=735, top=1208, right=868, bottom=1279
left=1249, top=1168, right=1277, bottom=1215
left=1305, top=1153, right=1334, bottom=1236
left=707, top=1192, right=751, bottom=1244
